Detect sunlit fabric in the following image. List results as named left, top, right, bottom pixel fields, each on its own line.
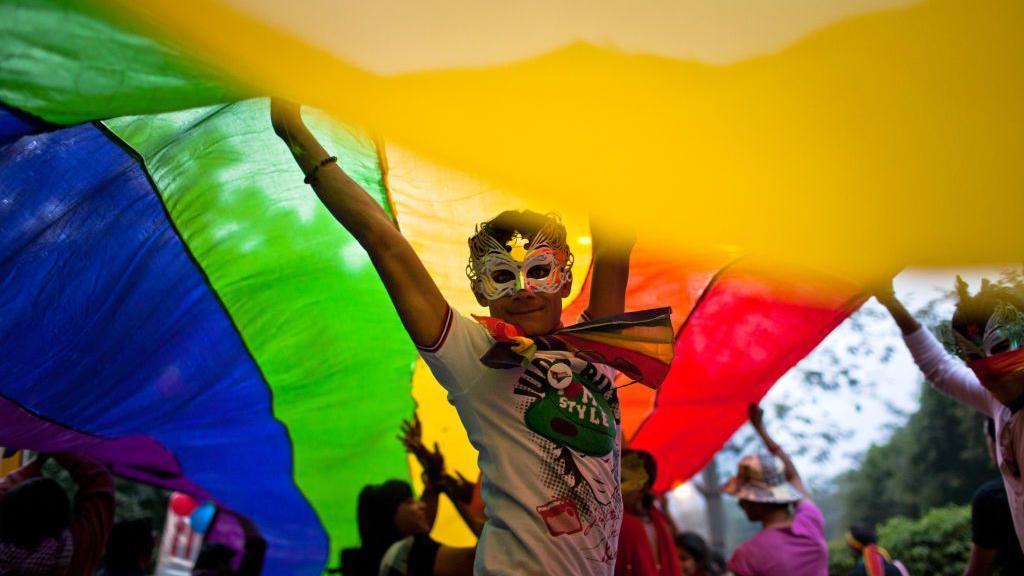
left=632, top=262, right=866, bottom=490
left=0, top=111, right=325, bottom=573
left=89, top=0, right=1024, bottom=274
left=0, top=1, right=873, bottom=572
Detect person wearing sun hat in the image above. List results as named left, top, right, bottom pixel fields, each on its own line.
left=875, top=275, right=1024, bottom=550
left=723, top=404, right=828, bottom=576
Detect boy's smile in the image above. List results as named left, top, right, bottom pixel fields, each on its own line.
left=487, top=287, right=569, bottom=336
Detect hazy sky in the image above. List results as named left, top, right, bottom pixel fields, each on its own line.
left=751, top=266, right=1002, bottom=482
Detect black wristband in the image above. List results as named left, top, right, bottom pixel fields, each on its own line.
left=303, top=155, right=338, bottom=185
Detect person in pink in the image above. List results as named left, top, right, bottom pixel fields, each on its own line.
left=723, top=404, right=828, bottom=576
left=876, top=277, right=1024, bottom=550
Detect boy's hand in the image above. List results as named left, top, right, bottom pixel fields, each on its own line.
left=589, top=213, right=636, bottom=255
left=270, top=99, right=303, bottom=143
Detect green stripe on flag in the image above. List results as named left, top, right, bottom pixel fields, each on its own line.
left=0, top=0, right=239, bottom=123
left=106, top=101, right=417, bottom=562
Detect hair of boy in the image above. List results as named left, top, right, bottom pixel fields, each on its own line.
left=466, top=210, right=573, bottom=298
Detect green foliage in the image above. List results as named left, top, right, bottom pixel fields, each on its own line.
left=838, top=382, right=992, bottom=527
left=828, top=506, right=971, bottom=576
left=828, top=538, right=857, bottom=575
left=880, top=506, right=971, bottom=574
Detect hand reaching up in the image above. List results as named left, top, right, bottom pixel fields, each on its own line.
left=442, top=471, right=476, bottom=505
left=748, top=403, right=765, bottom=431
left=398, top=414, right=445, bottom=483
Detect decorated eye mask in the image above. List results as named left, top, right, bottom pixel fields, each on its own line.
left=941, top=302, right=1024, bottom=362
left=938, top=300, right=1024, bottom=385
left=468, top=221, right=572, bottom=302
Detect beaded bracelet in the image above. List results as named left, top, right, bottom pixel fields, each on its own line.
left=303, top=155, right=338, bottom=185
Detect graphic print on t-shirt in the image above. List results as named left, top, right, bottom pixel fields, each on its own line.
left=514, top=353, right=622, bottom=565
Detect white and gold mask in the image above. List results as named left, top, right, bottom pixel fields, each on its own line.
left=467, top=218, right=572, bottom=301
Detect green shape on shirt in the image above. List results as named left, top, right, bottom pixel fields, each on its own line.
left=525, top=371, right=616, bottom=456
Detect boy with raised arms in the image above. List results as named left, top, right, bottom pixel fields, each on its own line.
left=271, top=101, right=665, bottom=575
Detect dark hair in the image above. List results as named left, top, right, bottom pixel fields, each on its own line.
left=471, top=210, right=566, bottom=250
left=0, top=477, right=71, bottom=548
left=104, top=518, right=155, bottom=570
left=340, top=480, right=414, bottom=575
left=193, top=542, right=235, bottom=575
left=951, top=277, right=1024, bottom=348
left=676, top=531, right=710, bottom=563
left=849, top=523, right=878, bottom=546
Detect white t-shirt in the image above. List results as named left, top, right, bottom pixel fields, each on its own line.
left=419, top=308, right=623, bottom=576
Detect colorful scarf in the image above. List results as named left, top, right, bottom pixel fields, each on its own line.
left=846, top=532, right=902, bottom=576
left=475, top=307, right=675, bottom=389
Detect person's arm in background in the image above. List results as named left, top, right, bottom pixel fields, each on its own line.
left=583, top=216, right=634, bottom=320
left=439, top=471, right=486, bottom=537
left=873, top=280, right=921, bottom=335
left=271, top=101, right=449, bottom=348
left=874, top=280, right=994, bottom=416
left=962, top=545, right=997, bottom=576
left=51, top=453, right=115, bottom=576
left=748, top=404, right=810, bottom=499
left=433, top=545, right=476, bottom=576
left=421, top=477, right=442, bottom=531
left=399, top=415, right=444, bottom=529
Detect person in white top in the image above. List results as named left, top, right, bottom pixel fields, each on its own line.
left=875, top=277, right=1024, bottom=550
left=271, top=101, right=639, bottom=575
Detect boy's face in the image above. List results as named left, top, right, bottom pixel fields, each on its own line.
left=484, top=281, right=571, bottom=336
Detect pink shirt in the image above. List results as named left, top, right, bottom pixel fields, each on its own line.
left=727, top=500, right=828, bottom=576
left=904, top=327, right=1024, bottom=550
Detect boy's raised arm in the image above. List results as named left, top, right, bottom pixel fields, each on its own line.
left=271, top=100, right=449, bottom=347
left=584, top=216, right=635, bottom=320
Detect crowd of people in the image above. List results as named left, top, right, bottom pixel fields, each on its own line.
left=2, top=101, right=1022, bottom=575
left=0, top=453, right=265, bottom=576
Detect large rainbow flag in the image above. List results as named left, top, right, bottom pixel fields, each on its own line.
left=2, top=0, right=1016, bottom=573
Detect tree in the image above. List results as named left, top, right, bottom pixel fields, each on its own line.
left=838, top=380, right=993, bottom=527
left=837, top=267, right=1024, bottom=528
left=829, top=506, right=971, bottom=576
